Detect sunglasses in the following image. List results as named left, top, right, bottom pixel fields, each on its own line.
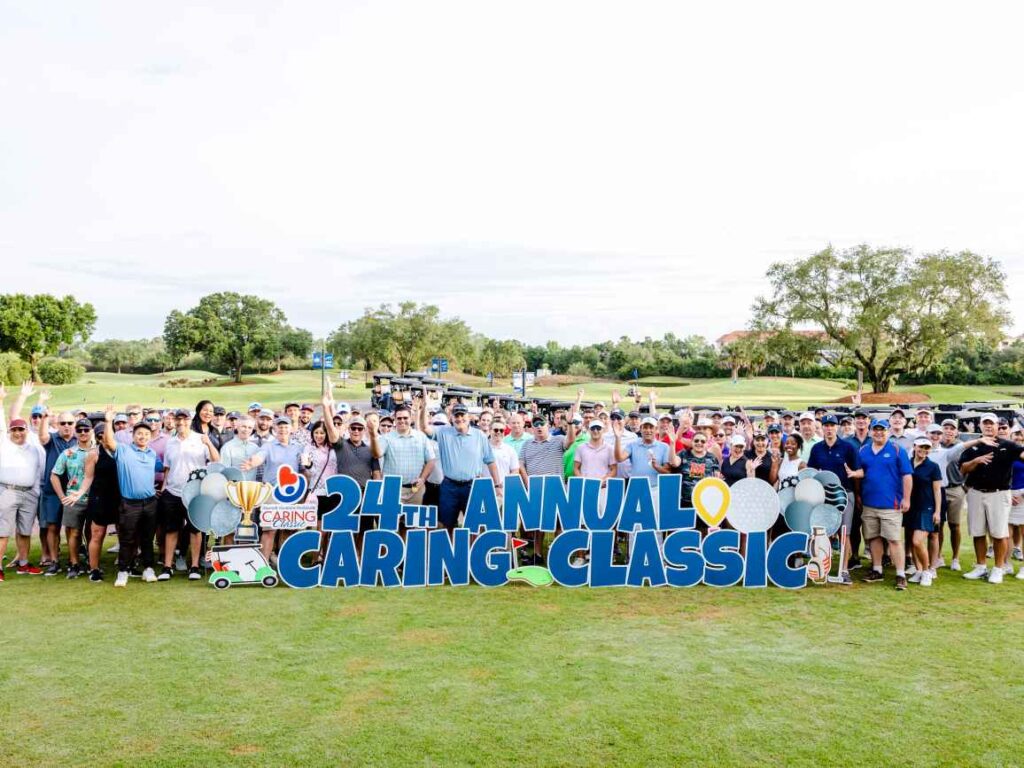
left=349, top=425, right=365, bottom=431
left=692, top=438, right=706, bottom=444
left=59, top=421, right=75, bottom=426
left=492, top=427, right=505, bottom=433
left=76, top=426, right=92, bottom=433
left=145, top=418, right=161, bottom=423
left=30, top=414, right=43, bottom=419
left=9, top=427, right=26, bottom=432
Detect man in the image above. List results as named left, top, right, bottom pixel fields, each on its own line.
left=371, top=404, right=434, bottom=506
left=247, top=402, right=263, bottom=420
left=160, top=408, right=219, bottom=580
left=487, top=418, right=520, bottom=480
left=125, top=405, right=143, bottom=429
left=959, top=413, right=1024, bottom=583
left=939, top=418, right=970, bottom=571
left=573, top=421, right=616, bottom=512
left=243, top=416, right=311, bottom=558
left=101, top=406, right=163, bottom=588
left=287, top=402, right=312, bottom=447
left=299, top=403, right=315, bottom=430
left=418, top=399, right=502, bottom=536
left=254, top=408, right=274, bottom=445
left=223, top=411, right=241, bottom=442
left=856, top=419, right=912, bottom=590
left=888, top=408, right=914, bottom=452
left=112, top=413, right=131, bottom=444
left=668, top=426, right=720, bottom=509
left=839, top=416, right=854, bottom=440
left=49, top=418, right=95, bottom=578
left=807, top=414, right=861, bottom=584
left=211, top=406, right=227, bottom=434
left=907, top=408, right=933, bottom=440
left=626, top=410, right=642, bottom=435
left=503, top=413, right=533, bottom=456
left=519, top=411, right=578, bottom=562
left=219, top=416, right=260, bottom=481
left=845, top=410, right=872, bottom=450
left=797, top=412, right=821, bottom=463
left=614, top=416, right=671, bottom=490
left=0, top=385, right=45, bottom=578
left=607, top=410, right=637, bottom=480
left=36, top=391, right=78, bottom=574
left=780, top=412, right=796, bottom=436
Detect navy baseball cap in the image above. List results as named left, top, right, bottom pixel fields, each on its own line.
left=820, top=414, right=838, bottom=425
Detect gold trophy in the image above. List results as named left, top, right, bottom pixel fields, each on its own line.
left=226, top=480, right=274, bottom=543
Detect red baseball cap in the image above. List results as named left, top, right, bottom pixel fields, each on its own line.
left=9, top=418, right=28, bottom=430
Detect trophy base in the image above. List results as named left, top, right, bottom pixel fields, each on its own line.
left=235, top=524, right=258, bottom=544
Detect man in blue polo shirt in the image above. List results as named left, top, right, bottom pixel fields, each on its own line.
left=418, top=398, right=501, bottom=534
left=101, top=405, right=163, bottom=588
left=808, top=414, right=861, bottom=583
left=854, top=419, right=912, bottom=590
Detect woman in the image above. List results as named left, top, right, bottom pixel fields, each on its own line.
left=670, top=431, right=721, bottom=509
left=777, top=433, right=805, bottom=486
left=302, top=420, right=337, bottom=564
left=746, top=431, right=779, bottom=486
left=720, top=434, right=750, bottom=486
left=1008, top=426, right=1024, bottom=564
left=80, top=423, right=121, bottom=582
left=908, top=438, right=942, bottom=587
left=191, top=400, right=222, bottom=451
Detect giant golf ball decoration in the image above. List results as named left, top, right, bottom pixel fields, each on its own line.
left=725, top=478, right=780, bottom=533
left=794, top=478, right=826, bottom=506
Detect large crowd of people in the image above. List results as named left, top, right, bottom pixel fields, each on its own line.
left=2, top=380, right=1024, bottom=591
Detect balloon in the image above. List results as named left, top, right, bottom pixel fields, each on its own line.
left=206, top=462, right=226, bottom=475
left=778, top=486, right=796, bottom=511
left=182, top=478, right=203, bottom=508
left=814, top=470, right=841, bottom=488
left=187, top=494, right=217, bottom=532
left=726, top=478, right=780, bottom=534
left=797, top=467, right=818, bottom=481
left=221, top=467, right=243, bottom=483
left=809, top=503, right=842, bottom=536
left=210, top=499, right=241, bottom=537
left=794, top=478, right=826, bottom=505
left=783, top=500, right=814, bottom=533
left=200, top=471, right=229, bottom=502
left=824, top=484, right=849, bottom=516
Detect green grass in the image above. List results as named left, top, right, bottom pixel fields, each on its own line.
left=2, top=541, right=1024, bottom=767
left=36, top=371, right=1022, bottom=413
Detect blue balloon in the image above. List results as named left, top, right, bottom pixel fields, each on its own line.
left=206, top=462, right=226, bottom=475
left=809, top=503, right=842, bottom=536
left=187, top=494, right=217, bottom=532
left=210, top=499, right=241, bottom=537
left=783, top=500, right=814, bottom=534
left=182, top=478, right=203, bottom=508
left=221, top=467, right=244, bottom=483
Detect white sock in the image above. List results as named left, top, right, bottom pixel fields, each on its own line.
left=873, top=565, right=883, bottom=574
left=896, top=569, right=905, bottom=577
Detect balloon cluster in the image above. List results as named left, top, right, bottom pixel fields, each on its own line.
left=778, top=469, right=848, bottom=535
left=184, top=463, right=243, bottom=536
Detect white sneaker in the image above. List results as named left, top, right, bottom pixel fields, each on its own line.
left=963, top=565, right=989, bottom=580
left=927, top=568, right=937, bottom=580
left=1013, top=547, right=1023, bottom=561
left=906, top=564, right=917, bottom=576
left=107, top=543, right=120, bottom=553
left=934, top=556, right=946, bottom=569
left=114, top=571, right=129, bottom=588
left=950, top=558, right=962, bottom=572
left=987, top=545, right=994, bottom=557
left=142, top=567, right=157, bottom=583
left=1002, top=563, right=1015, bottom=575
left=1016, top=568, right=1024, bottom=580
left=920, top=571, right=933, bottom=587
left=988, top=568, right=1004, bottom=584
left=908, top=571, right=923, bottom=583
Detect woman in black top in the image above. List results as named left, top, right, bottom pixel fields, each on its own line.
left=192, top=399, right=223, bottom=451
left=82, top=425, right=121, bottom=581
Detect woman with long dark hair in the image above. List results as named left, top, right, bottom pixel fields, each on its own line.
left=191, top=400, right=222, bottom=451
left=303, top=420, right=337, bottom=563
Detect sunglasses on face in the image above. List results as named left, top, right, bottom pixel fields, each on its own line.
left=349, top=426, right=364, bottom=431
left=9, top=427, right=26, bottom=432
left=692, top=438, right=706, bottom=444
left=30, top=414, right=42, bottom=419
left=59, top=421, right=75, bottom=426
left=492, top=428, right=505, bottom=433
left=76, top=426, right=92, bottom=433
left=145, top=417, right=161, bottom=423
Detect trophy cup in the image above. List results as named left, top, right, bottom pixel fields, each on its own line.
left=226, top=480, right=274, bottom=543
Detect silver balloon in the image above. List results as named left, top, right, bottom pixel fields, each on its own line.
left=210, top=499, right=241, bottom=537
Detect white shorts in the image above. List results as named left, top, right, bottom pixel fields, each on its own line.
left=966, top=488, right=1010, bottom=539
left=1009, top=490, right=1024, bottom=526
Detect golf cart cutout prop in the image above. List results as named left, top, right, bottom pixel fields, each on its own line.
left=208, top=544, right=278, bottom=590
left=274, top=474, right=822, bottom=590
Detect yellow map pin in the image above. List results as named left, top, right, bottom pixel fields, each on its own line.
left=693, top=477, right=731, bottom=527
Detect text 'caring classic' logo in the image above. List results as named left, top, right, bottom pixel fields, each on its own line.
left=273, top=464, right=307, bottom=503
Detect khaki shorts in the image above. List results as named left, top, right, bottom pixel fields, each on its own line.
left=400, top=484, right=426, bottom=506
left=0, top=486, right=39, bottom=538
left=966, top=489, right=1010, bottom=539
left=945, top=485, right=966, bottom=526
left=863, top=505, right=903, bottom=542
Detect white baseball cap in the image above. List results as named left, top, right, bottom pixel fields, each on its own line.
left=640, top=416, right=658, bottom=427
left=979, top=413, right=998, bottom=423
left=729, top=433, right=746, bottom=446
left=799, top=411, right=815, bottom=422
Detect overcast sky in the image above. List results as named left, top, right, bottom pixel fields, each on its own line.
left=2, top=1, right=1022, bottom=346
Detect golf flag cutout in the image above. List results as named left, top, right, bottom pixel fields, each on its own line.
left=692, top=477, right=730, bottom=527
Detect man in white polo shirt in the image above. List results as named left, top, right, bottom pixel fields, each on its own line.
left=0, top=385, right=46, bottom=578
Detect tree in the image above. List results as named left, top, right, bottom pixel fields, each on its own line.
left=751, top=245, right=1010, bottom=392
left=163, top=293, right=288, bottom=382
left=265, top=325, right=313, bottom=372
left=0, top=294, right=97, bottom=380
left=88, top=339, right=146, bottom=374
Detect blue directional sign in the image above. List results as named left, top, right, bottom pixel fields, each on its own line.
left=324, top=353, right=334, bottom=369
left=431, top=357, right=449, bottom=373
left=312, top=352, right=322, bottom=369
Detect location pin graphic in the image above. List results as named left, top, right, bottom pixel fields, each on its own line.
left=692, top=477, right=731, bottom=528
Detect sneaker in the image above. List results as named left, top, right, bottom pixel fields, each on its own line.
left=0, top=568, right=5, bottom=583
left=950, top=558, right=962, bottom=572
left=906, top=564, right=917, bottom=576
left=988, top=568, right=1004, bottom=584
left=66, top=564, right=81, bottom=580
left=107, top=543, right=120, bottom=553
left=1016, top=568, right=1024, bottom=580
left=157, top=566, right=173, bottom=581
left=114, top=571, right=129, bottom=588
left=837, top=571, right=852, bottom=585
left=129, top=567, right=143, bottom=579
left=934, top=556, right=946, bottom=569
left=895, top=575, right=907, bottom=590
left=920, top=571, right=933, bottom=587
left=142, top=567, right=157, bottom=583
left=5, top=559, right=21, bottom=569
left=908, top=571, right=923, bottom=583
left=175, top=553, right=187, bottom=572
left=1014, top=547, right=1024, bottom=561
left=987, top=545, right=994, bottom=557
left=963, top=564, right=989, bottom=580
left=16, top=563, right=43, bottom=575
left=862, top=570, right=885, bottom=583
left=89, top=569, right=103, bottom=583
left=848, top=561, right=862, bottom=571
left=1002, top=562, right=1015, bottom=575
left=43, top=561, right=61, bottom=577
left=188, top=566, right=201, bottom=581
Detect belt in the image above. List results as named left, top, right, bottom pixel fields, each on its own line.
left=444, top=478, right=473, bottom=486
left=402, top=482, right=419, bottom=488
left=947, top=483, right=963, bottom=489
left=122, top=496, right=157, bottom=504
left=968, top=487, right=1005, bottom=494
left=0, top=482, right=35, bottom=492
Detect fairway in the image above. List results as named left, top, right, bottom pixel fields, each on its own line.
left=3, top=548, right=1023, bottom=767
left=33, top=370, right=1023, bottom=412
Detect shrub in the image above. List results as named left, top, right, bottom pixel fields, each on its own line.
left=566, top=361, right=593, bottom=377
left=0, top=352, right=31, bottom=385
left=38, top=357, right=85, bottom=385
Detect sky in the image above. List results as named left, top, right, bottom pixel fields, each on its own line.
left=2, top=1, right=1023, bottom=346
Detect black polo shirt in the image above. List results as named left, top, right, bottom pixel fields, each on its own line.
left=960, top=438, right=1024, bottom=492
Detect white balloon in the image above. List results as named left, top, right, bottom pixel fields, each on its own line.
left=726, top=478, right=780, bottom=534
left=200, top=471, right=229, bottom=502
left=794, top=478, right=826, bottom=506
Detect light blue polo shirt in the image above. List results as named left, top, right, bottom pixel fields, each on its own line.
left=113, top=443, right=163, bottom=500
left=430, top=426, right=494, bottom=482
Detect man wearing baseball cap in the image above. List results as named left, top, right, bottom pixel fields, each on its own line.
left=0, top=385, right=46, bottom=578
left=958, top=413, right=1024, bottom=583
left=856, top=418, right=911, bottom=589
left=797, top=412, right=821, bottom=463
left=808, top=414, right=862, bottom=583
left=48, top=418, right=96, bottom=579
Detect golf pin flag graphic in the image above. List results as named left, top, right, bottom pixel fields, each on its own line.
left=693, top=477, right=730, bottom=527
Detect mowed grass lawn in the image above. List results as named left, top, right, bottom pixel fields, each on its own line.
left=38, top=370, right=1022, bottom=412
left=2, top=544, right=1024, bottom=767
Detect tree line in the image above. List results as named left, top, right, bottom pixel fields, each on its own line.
left=0, top=245, right=1015, bottom=390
